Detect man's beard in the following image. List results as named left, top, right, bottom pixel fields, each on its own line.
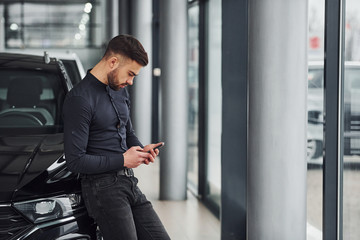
left=107, top=69, right=125, bottom=91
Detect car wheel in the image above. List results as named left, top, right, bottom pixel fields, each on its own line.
left=307, top=139, right=323, bottom=159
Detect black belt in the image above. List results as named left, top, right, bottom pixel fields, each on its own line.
left=81, top=168, right=134, bottom=179
left=118, top=168, right=134, bottom=177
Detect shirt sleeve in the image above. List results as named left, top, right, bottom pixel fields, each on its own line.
left=63, top=95, right=124, bottom=174
left=126, top=116, right=144, bottom=148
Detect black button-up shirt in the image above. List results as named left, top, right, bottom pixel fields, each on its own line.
left=63, top=71, right=143, bottom=174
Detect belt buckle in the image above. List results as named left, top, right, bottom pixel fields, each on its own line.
left=124, top=168, right=132, bottom=177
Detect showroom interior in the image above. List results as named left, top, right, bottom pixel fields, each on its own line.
left=1, top=0, right=360, bottom=239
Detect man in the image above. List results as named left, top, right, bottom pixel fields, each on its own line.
left=63, top=35, right=170, bottom=240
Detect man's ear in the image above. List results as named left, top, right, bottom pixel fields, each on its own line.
left=108, top=56, right=119, bottom=70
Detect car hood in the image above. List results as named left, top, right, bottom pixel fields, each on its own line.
left=0, top=133, right=64, bottom=202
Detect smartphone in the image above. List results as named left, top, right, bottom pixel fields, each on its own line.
left=147, top=142, right=164, bottom=153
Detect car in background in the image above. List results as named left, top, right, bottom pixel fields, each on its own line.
left=0, top=52, right=96, bottom=240
left=307, top=61, right=360, bottom=164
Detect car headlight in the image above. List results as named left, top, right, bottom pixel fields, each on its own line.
left=13, top=194, right=82, bottom=223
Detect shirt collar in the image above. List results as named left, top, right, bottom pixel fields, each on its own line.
left=86, top=69, right=107, bottom=88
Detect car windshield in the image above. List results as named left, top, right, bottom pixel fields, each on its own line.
left=308, top=69, right=323, bottom=89
left=346, top=68, right=360, bottom=90
left=0, top=70, right=65, bottom=133
left=308, top=66, right=360, bottom=90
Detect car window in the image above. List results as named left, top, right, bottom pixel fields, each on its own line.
left=345, top=68, right=360, bottom=122
left=308, top=69, right=323, bottom=88
left=346, top=69, right=360, bottom=90
left=0, top=70, right=65, bottom=131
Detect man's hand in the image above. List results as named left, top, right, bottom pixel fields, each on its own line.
left=123, top=146, right=152, bottom=168
left=142, top=142, right=163, bottom=165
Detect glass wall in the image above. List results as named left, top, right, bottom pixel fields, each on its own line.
left=205, top=0, right=222, bottom=207
left=307, top=0, right=325, bottom=238
left=186, top=0, right=360, bottom=237
left=186, top=0, right=222, bottom=212
left=2, top=1, right=102, bottom=48
left=187, top=3, right=200, bottom=194
left=342, top=0, right=360, bottom=239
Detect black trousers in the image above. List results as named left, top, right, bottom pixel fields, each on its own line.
left=81, top=173, right=170, bottom=240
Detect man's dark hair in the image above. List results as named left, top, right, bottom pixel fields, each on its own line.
left=103, top=34, right=148, bottom=66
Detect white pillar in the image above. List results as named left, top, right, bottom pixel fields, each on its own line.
left=159, top=0, right=188, bottom=200
left=131, top=0, right=152, bottom=145
left=0, top=6, right=5, bottom=51
left=110, top=0, right=119, bottom=37
left=248, top=0, right=308, bottom=239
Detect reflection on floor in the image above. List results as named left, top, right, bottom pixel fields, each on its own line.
left=134, top=159, right=221, bottom=240
left=135, top=157, right=350, bottom=240
left=307, top=222, right=322, bottom=240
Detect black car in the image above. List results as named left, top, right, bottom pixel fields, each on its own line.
left=0, top=53, right=96, bottom=240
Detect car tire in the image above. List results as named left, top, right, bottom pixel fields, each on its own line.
left=307, top=139, right=323, bottom=159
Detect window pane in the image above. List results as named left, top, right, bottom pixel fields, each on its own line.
left=307, top=0, right=325, bottom=239
left=342, top=1, right=360, bottom=238
left=205, top=0, right=221, bottom=207
left=4, top=2, right=102, bottom=48
left=187, top=5, right=199, bottom=193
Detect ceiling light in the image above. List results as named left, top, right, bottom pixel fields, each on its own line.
left=84, top=3, right=92, bottom=13
left=79, top=24, right=86, bottom=31
left=10, top=23, right=18, bottom=31
left=75, top=33, right=81, bottom=40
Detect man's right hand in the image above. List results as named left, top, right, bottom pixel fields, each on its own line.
left=123, top=146, right=152, bottom=168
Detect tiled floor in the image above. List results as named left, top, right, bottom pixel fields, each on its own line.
left=134, top=159, right=221, bottom=240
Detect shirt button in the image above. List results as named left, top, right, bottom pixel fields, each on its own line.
left=117, top=123, right=120, bottom=128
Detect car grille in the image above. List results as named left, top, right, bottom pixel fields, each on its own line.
left=0, top=206, right=31, bottom=240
